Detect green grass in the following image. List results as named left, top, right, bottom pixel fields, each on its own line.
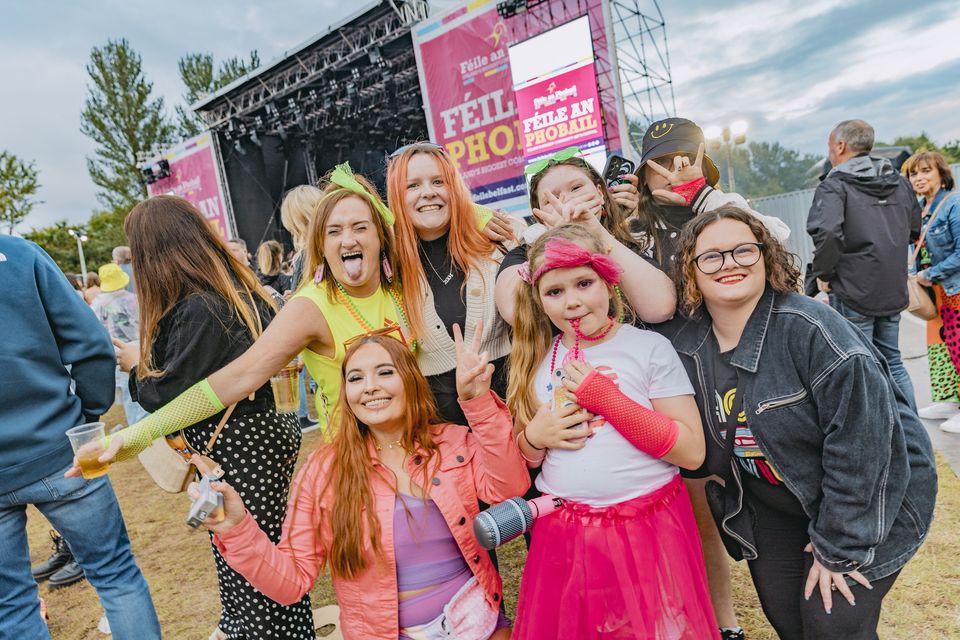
left=26, top=405, right=960, bottom=638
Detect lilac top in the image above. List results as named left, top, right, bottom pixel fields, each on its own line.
left=394, top=494, right=471, bottom=628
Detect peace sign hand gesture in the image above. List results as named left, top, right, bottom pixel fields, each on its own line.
left=454, top=320, right=494, bottom=401
left=533, top=190, right=604, bottom=233
left=645, top=143, right=706, bottom=205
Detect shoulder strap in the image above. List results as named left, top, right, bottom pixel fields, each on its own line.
left=204, top=403, right=237, bottom=454
left=913, top=194, right=958, bottom=262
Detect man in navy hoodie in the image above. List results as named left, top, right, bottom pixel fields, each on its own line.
left=0, top=236, right=160, bottom=639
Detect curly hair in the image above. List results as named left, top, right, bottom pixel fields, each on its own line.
left=676, top=205, right=801, bottom=317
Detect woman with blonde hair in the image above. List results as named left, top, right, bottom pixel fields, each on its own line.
left=281, top=184, right=324, bottom=289
left=256, top=239, right=291, bottom=294
left=110, top=195, right=314, bottom=638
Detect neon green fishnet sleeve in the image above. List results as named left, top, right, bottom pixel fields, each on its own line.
left=103, top=379, right=226, bottom=461
left=475, top=204, right=494, bottom=231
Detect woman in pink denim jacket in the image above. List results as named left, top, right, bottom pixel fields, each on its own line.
left=193, top=330, right=529, bottom=639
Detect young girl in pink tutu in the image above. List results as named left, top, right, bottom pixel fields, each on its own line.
left=507, top=224, right=718, bottom=639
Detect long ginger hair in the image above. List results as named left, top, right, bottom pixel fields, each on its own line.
left=125, top=195, right=276, bottom=378
left=507, top=224, right=626, bottom=426
left=386, top=145, right=495, bottom=336
left=319, top=335, right=445, bottom=580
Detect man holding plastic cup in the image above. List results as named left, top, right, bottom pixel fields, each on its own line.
left=0, top=235, right=160, bottom=639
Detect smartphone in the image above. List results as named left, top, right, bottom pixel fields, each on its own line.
left=602, top=155, right=636, bottom=187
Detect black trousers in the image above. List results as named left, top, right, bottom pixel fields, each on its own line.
left=744, top=481, right=900, bottom=640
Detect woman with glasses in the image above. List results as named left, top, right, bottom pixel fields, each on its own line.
left=386, top=142, right=522, bottom=424
left=670, top=204, right=936, bottom=640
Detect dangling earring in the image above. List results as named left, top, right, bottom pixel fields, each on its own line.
left=381, top=252, right=393, bottom=284
left=314, top=261, right=326, bottom=284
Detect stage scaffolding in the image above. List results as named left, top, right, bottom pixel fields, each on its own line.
left=608, top=0, right=676, bottom=151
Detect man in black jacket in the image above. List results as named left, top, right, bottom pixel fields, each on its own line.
left=807, top=119, right=921, bottom=410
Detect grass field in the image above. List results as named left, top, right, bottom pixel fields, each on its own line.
left=26, top=404, right=960, bottom=638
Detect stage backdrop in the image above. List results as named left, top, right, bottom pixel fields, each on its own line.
left=146, top=132, right=234, bottom=240
left=412, top=0, right=626, bottom=214
left=509, top=15, right=607, bottom=175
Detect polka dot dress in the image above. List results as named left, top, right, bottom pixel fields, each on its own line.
left=185, top=411, right=315, bottom=639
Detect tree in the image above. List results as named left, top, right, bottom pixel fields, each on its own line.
left=176, top=51, right=260, bottom=138
left=80, top=39, right=175, bottom=211
left=710, top=141, right=823, bottom=199
left=0, top=151, right=42, bottom=233
left=24, top=222, right=80, bottom=272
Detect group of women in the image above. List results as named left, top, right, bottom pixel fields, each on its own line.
left=68, top=117, right=937, bottom=640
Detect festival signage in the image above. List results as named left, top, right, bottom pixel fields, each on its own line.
left=509, top=16, right=607, bottom=173
left=412, top=0, right=624, bottom=213
left=145, top=132, right=234, bottom=240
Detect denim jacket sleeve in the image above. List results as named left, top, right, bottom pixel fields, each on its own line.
left=809, top=353, right=898, bottom=572
left=807, top=179, right=847, bottom=281
left=923, top=197, right=960, bottom=282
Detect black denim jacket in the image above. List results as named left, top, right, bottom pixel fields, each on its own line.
left=671, top=288, right=937, bottom=581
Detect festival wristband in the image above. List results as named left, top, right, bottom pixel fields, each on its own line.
left=102, top=379, right=226, bottom=461
left=572, top=370, right=678, bottom=458
left=671, top=177, right=707, bottom=207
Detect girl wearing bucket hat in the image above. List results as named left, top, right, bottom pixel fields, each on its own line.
left=634, top=117, right=790, bottom=277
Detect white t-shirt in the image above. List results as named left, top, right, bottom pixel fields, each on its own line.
left=535, top=324, right=694, bottom=506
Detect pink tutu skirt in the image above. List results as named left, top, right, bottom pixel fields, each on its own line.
left=513, top=474, right=718, bottom=639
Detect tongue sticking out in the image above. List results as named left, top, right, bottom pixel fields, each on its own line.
left=342, top=256, right=363, bottom=281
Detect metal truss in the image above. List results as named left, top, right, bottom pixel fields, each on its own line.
left=195, top=0, right=429, bottom=133
left=609, top=0, right=676, bottom=150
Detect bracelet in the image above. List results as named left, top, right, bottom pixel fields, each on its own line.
left=515, top=431, right=546, bottom=464
left=521, top=428, right=545, bottom=451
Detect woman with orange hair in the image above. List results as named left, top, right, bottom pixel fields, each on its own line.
left=190, top=332, right=528, bottom=639
left=386, top=142, right=520, bottom=423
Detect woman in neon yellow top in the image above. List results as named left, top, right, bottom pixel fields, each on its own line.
left=79, top=164, right=417, bottom=463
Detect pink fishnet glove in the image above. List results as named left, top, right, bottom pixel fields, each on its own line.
left=573, top=370, right=679, bottom=458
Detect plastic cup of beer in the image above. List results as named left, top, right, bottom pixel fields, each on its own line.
left=271, top=362, right=301, bottom=414
left=65, top=422, right=110, bottom=479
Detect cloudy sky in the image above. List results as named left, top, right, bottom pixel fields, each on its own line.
left=3, top=0, right=958, bottom=232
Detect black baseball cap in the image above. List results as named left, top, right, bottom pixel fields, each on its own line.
left=640, top=117, right=721, bottom=186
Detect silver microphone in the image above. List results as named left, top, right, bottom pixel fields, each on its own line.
left=473, top=495, right=564, bottom=550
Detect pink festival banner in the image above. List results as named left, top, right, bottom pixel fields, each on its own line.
left=412, top=0, right=624, bottom=214
left=146, top=132, right=233, bottom=240
left=515, top=62, right=605, bottom=159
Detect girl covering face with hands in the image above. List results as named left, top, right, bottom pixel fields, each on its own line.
left=506, top=224, right=717, bottom=639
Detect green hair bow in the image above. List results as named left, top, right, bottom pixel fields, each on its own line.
left=327, top=162, right=395, bottom=226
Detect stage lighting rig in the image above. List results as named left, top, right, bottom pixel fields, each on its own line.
left=497, top=0, right=546, bottom=18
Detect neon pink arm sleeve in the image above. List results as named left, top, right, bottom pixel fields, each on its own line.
left=573, top=370, right=679, bottom=458
left=212, top=458, right=327, bottom=605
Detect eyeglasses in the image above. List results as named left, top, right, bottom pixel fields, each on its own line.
left=343, top=321, right=409, bottom=352
left=693, top=243, right=765, bottom=274
left=389, top=141, right=445, bottom=159
left=523, top=146, right=582, bottom=176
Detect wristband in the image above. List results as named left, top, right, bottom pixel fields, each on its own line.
left=521, top=428, right=546, bottom=451
left=515, top=431, right=546, bottom=464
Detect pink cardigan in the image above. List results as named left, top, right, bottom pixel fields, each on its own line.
left=213, top=391, right=530, bottom=639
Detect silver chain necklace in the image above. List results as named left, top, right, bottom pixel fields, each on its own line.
left=420, top=243, right=454, bottom=285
